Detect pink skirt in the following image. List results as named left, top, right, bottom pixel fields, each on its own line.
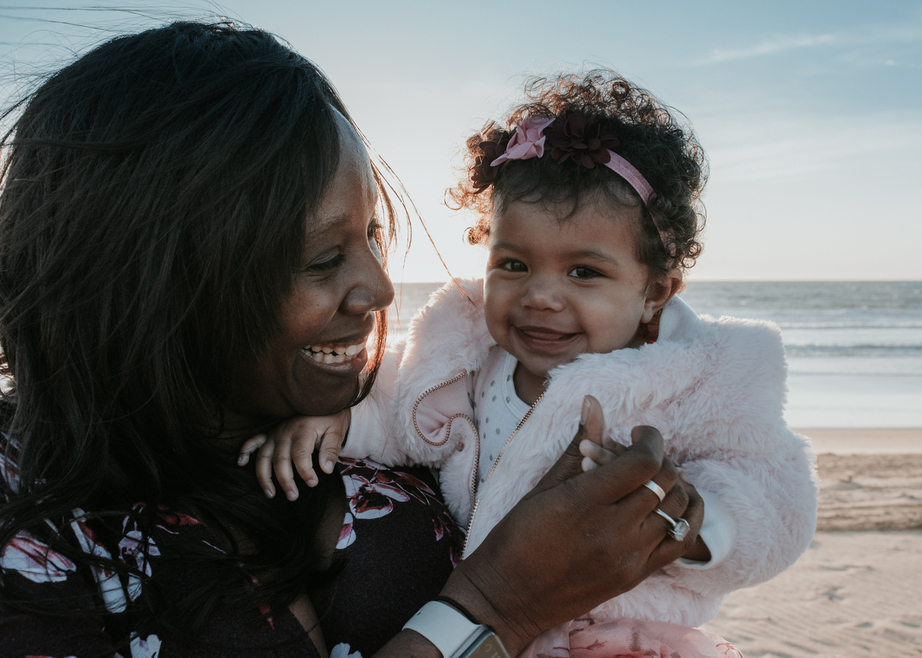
left=519, top=617, right=743, bottom=658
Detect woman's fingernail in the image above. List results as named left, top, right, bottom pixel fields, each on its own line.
left=581, top=396, right=591, bottom=424
left=237, top=455, right=247, bottom=466
left=286, top=489, right=298, bottom=501
left=264, top=488, right=274, bottom=499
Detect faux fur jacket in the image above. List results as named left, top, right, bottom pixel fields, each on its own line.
left=345, top=279, right=817, bottom=627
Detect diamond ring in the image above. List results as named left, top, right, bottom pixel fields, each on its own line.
left=643, top=480, right=666, bottom=502
left=655, top=508, right=690, bottom=541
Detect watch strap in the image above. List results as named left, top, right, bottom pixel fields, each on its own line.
left=402, top=600, right=482, bottom=658
left=457, top=626, right=512, bottom=658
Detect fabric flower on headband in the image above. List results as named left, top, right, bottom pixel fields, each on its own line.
left=490, top=117, right=555, bottom=166
left=546, top=112, right=620, bottom=168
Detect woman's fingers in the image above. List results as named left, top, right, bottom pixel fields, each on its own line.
left=649, top=476, right=704, bottom=563
left=629, top=427, right=679, bottom=508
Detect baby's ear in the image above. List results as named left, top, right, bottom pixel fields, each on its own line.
left=641, top=270, right=683, bottom=324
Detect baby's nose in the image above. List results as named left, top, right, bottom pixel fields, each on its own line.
left=521, top=276, right=565, bottom=311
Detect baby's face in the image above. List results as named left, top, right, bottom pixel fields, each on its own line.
left=484, top=195, right=662, bottom=398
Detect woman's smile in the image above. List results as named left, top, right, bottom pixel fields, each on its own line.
left=301, top=338, right=369, bottom=367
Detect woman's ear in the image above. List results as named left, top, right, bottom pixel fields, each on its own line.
left=641, top=270, right=684, bottom=324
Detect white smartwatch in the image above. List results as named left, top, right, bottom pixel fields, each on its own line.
left=402, top=600, right=511, bottom=658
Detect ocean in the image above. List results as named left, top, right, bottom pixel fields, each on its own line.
left=386, top=280, right=922, bottom=429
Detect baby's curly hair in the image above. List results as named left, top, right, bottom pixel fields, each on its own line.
left=447, top=70, right=708, bottom=277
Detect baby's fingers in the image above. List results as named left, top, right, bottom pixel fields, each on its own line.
left=316, top=430, right=345, bottom=475
left=579, top=439, right=609, bottom=470
left=579, top=435, right=626, bottom=472
left=269, top=435, right=301, bottom=501
left=290, top=438, right=320, bottom=489
left=238, top=434, right=267, bottom=466
left=253, top=438, right=278, bottom=499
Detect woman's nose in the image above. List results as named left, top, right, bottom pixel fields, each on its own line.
left=342, top=254, right=395, bottom=315
left=521, top=275, right=564, bottom=311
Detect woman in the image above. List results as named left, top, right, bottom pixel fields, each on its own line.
left=0, top=22, right=700, bottom=657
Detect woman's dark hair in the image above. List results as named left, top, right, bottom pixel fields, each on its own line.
left=448, top=70, right=708, bottom=279
left=0, top=21, right=397, bottom=639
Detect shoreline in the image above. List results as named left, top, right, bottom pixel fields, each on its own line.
left=792, top=427, right=922, bottom=454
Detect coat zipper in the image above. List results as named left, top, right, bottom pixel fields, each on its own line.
left=462, top=389, right=546, bottom=557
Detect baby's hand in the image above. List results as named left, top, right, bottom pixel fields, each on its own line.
left=578, top=433, right=626, bottom=472
left=237, top=409, right=351, bottom=501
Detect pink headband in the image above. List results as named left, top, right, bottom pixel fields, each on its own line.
left=488, top=115, right=676, bottom=258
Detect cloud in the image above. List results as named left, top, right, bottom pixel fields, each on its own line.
left=694, top=24, right=922, bottom=66
left=700, top=34, right=839, bottom=65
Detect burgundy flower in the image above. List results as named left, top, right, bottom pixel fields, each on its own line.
left=392, top=469, right=437, bottom=502
left=156, top=506, right=201, bottom=528
left=470, top=134, right=511, bottom=191
left=545, top=112, right=619, bottom=169
left=344, top=472, right=410, bottom=519
left=0, top=530, right=76, bottom=583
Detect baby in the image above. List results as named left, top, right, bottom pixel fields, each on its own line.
left=242, top=71, right=817, bottom=657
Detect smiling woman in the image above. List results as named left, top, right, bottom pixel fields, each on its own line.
left=0, top=20, right=698, bottom=658
left=225, top=112, right=395, bottom=422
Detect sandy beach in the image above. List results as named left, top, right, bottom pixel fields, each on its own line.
left=705, top=428, right=922, bottom=657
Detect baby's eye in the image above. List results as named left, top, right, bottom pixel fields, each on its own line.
left=501, top=260, right=527, bottom=273
left=569, top=266, right=600, bottom=279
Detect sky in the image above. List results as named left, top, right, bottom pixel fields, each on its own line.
left=1, top=1, right=921, bottom=282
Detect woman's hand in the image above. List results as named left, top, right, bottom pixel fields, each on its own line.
left=579, top=417, right=711, bottom=563
left=428, top=396, right=704, bottom=656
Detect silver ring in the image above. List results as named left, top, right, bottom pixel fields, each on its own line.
left=643, top=480, right=666, bottom=502
left=655, top=508, right=691, bottom=541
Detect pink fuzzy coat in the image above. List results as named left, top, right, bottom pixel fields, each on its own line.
left=345, top=279, right=817, bottom=628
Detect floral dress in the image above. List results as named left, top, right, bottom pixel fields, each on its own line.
left=0, top=455, right=462, bottom=658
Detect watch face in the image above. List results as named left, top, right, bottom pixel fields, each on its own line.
left=459, top=629, right=511, bottom=658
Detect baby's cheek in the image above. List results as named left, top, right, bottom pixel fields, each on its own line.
left=482, top=298, right=508, bottom=347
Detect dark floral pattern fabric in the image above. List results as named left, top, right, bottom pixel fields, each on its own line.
left=313, top=458, right=463, bottom=658
left=0, top=452, right=462, bottom=658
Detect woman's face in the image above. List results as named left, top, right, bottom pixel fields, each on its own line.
left=226, top=113, right=394, bottom=422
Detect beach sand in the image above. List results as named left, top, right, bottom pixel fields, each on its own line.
left=705, top=428, right=922, bottom=657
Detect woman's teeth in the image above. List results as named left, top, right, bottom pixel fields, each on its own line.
left=302, top=342, right=363, bottom=364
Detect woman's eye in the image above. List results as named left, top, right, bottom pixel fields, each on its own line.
left=569, top=266, right=600, bottom=279
left=305, top=253, right=346, bottom=273
left=501, top=260, right=527, bottom=273
left=367, top=220, right=383, bottom=242
left=367, top=220, right=384, bottom=260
